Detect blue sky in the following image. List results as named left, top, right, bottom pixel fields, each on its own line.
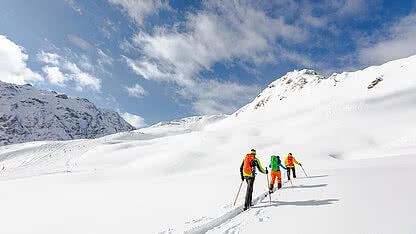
left=1, top=0, right=416, bottom=127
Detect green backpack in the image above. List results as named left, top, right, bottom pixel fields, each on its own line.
left=270, top=155, right=280, bottom=171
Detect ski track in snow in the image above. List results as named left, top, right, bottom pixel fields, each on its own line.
left=203, top=176, right=327, bottom=234
left=183, top=179, right=293, bottom=234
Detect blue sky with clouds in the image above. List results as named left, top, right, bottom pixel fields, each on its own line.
left=1, top=0, right=416, bottom=127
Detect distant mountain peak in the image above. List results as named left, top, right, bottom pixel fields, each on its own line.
left=235, top=69, right=325, bottom=115
left=0, top=81, right=135, bottom=145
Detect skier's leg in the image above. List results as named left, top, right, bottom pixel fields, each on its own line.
left=248, top=177, right=255, bottom=207
left=244, top=177, right=251, bottom=209
left=270, top=171, right=276, bottom=185
left=292, top=167, right=296, bottom=178
left=287, top=167, right=291, bottom=180
left=277, top=171, right=282, bottom=189
left=270, top=171, right=276, bottom=192
left=244, top=177, right=254, bottom=209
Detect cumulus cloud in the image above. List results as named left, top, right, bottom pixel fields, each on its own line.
left=63, top=62, right=101, bottom=90
left=120, top=0, right=310, bottom=114
left=0, top=35, right=43, bottom=85
left=42, top=66, right=66, bottom=86
left=359, top=13, right=416, bottom=65
left=125, top=83, right=148, bottom=98
left=121, top=112, right=147, bottom=128
left=37, top=51, right=61, bottom=66
left=38, top=50, right=101, bottom=90
left=107, top=0, right=169, bottom=25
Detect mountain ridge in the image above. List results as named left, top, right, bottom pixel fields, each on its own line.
left=0, top=81, right=135, bottom=145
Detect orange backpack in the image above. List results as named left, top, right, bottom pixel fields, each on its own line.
left=243, top=154, right=256, bottom=175
left=287, top=155, right=294, bottom=166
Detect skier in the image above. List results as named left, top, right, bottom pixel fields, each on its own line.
left=269, top=155, right=286, bottom=193
left=284, top=153, right=302, bottom=180
left=240, top=149, right=268, bottom=211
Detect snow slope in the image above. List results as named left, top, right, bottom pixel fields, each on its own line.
left=139, top=115, right=228, bottom=137
left=1, top=55, right=416, bottom=234
left=0, top=81, right=135, bottom=145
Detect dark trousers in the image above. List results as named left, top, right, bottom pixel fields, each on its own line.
left=287, top=167, right=296, bottom=180
left=244, top=176, right=255, bottom=209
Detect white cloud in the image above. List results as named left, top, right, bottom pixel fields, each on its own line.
left=37, top=51, right=61, bottom=66
left=121, top=112, right=147, bottom=128
left=121, top=0, right=309, bottom=114
left=0, top=35, right=43, bottom=85
left=101, top=19, right=118, bottom=39
left=359, top=13, right=416, bottom=65
left=68, top=34, right=92, bottom=51
left=107, top=0, right=169, bottom=25
left=64, top=0, right=82, bottom=15
left=125, top=83, right=148, bottom=98
left=335, top=0, right=366, bottom=16
left=38, top=50, right=101, bottom=90
left=122, top=56, right=172, bottom=81
left=42, top=66, right=67, bottom=86
left=79, top=55, right=94, bottom=71
left=97, top=48, right=114, bottom=66
left=63, top=62, right=101, bottom=90
left=120, top=39, right=136, bottom=53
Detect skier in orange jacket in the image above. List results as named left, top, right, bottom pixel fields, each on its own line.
left=284, top=153, right=301, bottom=180
left=240, top=149, right=268, bottom=210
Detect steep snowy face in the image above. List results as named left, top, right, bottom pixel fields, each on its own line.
left=235, top=69, right=325, bottom=116
left=0, top=81, right=135, bottom=145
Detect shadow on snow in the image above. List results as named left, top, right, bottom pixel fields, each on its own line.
left=254, top=199, right=339, bottom=208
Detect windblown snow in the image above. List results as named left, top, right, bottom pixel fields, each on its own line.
left=0, top=81, right=135, bottom=145
left=1, top=55, right=416, bottom=234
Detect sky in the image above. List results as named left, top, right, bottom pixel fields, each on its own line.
left=1, top=0, right=416, bottom=128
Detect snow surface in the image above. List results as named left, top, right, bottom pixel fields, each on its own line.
left=1, top=55, right=416, bottom=234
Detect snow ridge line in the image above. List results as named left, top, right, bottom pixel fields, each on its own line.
left=183, top=180, right=291, bottom=234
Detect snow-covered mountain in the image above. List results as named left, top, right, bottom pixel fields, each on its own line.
left=235, top=69, right=325, bottom=115
left=1, top=55, right=416, bottom=234
left=0, top=81, right=135, bottom=145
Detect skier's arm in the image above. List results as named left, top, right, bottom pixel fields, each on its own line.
left=255, top=158, right=267, bottom=174
left=293, top=157, right=301, bottom=165
left=284, top=157, right=288, bottom=166
left=240, top=160, right=244, bottom=177
left=279, top=162, right=287, bottom=170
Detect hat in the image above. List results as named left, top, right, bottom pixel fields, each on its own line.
left=250, top=149, right=256, bottom=155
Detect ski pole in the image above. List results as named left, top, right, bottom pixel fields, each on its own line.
left=301, top=165, right=308, bottom=177
left=233, top=180, right=244, bottom=206
left=266, top=171, right=271, bottom=205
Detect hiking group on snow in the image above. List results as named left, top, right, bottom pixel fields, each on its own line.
left=239, top=149, right=304, bottom=211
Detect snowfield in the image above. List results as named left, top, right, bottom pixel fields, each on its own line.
left=1, top=55, right=416, bottom=234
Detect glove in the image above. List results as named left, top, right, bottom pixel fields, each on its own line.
left=300, top=163, right=302, bottom=166
left=265, top=168, right=268, bottom=174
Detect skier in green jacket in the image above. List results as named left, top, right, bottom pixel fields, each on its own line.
left=268, top=155, right=286, bottom=193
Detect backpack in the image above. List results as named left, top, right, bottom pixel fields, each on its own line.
left=287, top=155, right=294, bottom=166
left=243, top=154, right=256, bottom=175
left=270, top=155, right=280, bottom=171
